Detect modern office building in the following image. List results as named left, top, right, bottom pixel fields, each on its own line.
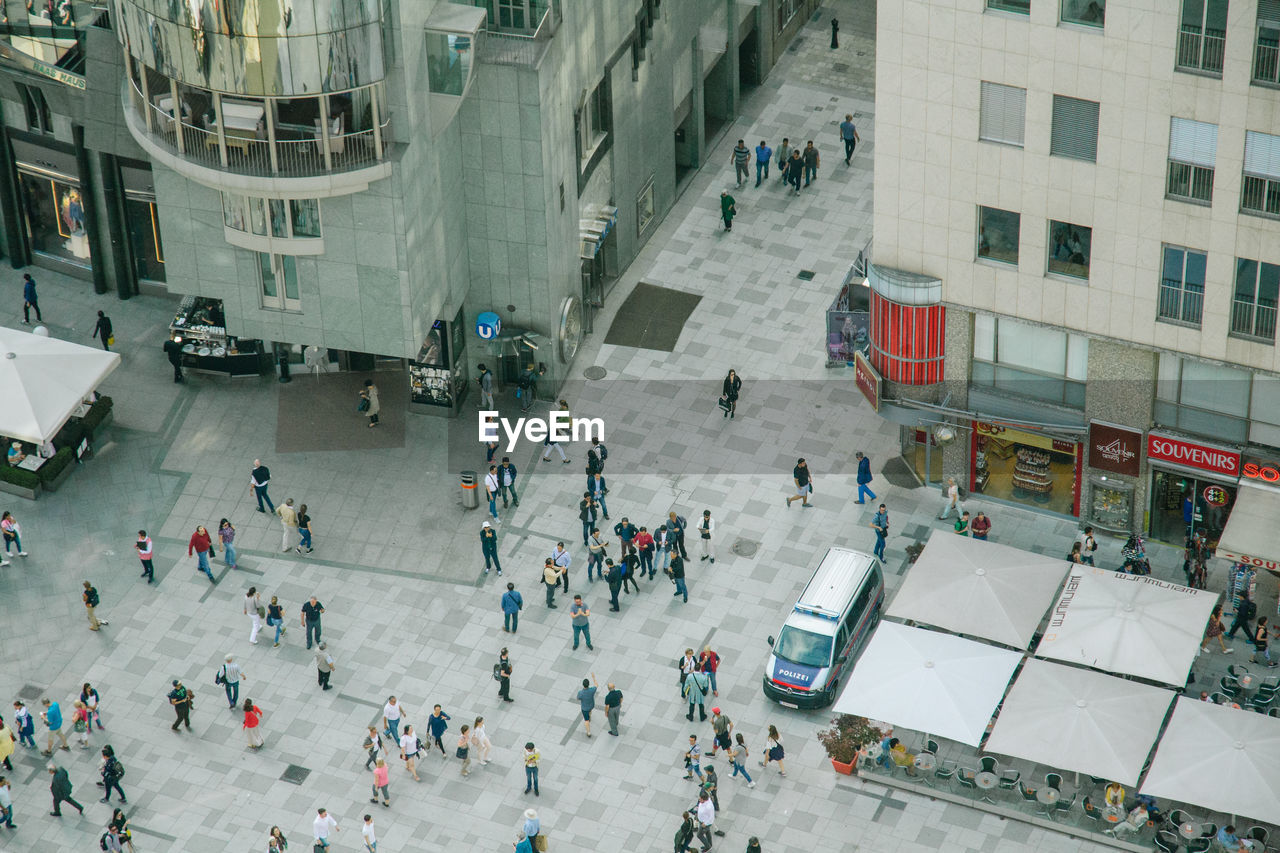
left=866, top=0, right=1280, bottom=567
left=0, top=0, right=819, bottom=405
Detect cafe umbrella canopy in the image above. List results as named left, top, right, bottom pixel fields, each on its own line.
left=0, top=325, right=120, bottom=443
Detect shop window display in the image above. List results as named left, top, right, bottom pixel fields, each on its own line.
left=20, top=173, right=91, bottom=266
left=1149, top=470, right=1236, bottom=548
left=972, top=423, right=1079, bottom=516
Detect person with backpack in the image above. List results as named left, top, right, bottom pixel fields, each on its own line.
left=167, top=680, right=193, bottom=731
left=666, top=512, right=689, bottom=559
left=398, top=724, right=422, bottom=782
left=517, top=364, right=538, bottom=413
left=477, top=363, right=494, bottom=409
left=497, top=648, right=513, bottom=702
left=98, top=745, right=126, bottom=803
left=82, top=581, right=107, bottom=631
left=621, top=546, right=640, bottom=595
left=673, top=810, right=696, bottom=852
left=683, top=665, right=711, bottom=722
left=587, top=438, right=608, bottom=473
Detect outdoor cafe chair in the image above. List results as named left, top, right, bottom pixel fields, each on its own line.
left=1184, top=838, right=1210, bottom=853
left=1153, top=830, right=1180, bottom=853
left=932, top=758, right=956, bottom=784
left=923, top=738, right=940, bottom=756
left=1017, top=781, right=1038, bottom=810
left=1053, top=792, right=1076, bottom=818
left=1081, top=796, right=1101, bottom=826
left=978, top=755, right=998, bottom=775
left=1227, top=664, right=1249, bottom=680
left=1270, top=706, right=1280, bottom=719
left=956, top=767, right=977, bottom=791
left=1220, top=677, right=1242, bottom=698
left=1165, top=809, right=1195, bottom=830
left=1209, top=692, right=1234, bottom=705
left=998, top=768, right=1021, bottom=789
left=1199, top=822, right=1218, bottom=839
left=1248, top=826, right=1269, bottom=848
left=1045, top=772, right=1063, bottom=791
left=1258, top=676, right=1280, bottom=693
left=1249, top=689, right=1276, bottom=712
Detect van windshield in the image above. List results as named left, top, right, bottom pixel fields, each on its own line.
left=774, top=626, right=834, bottom=668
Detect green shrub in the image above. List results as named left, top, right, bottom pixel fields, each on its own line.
left=80, top=396, right=113, bottom=433
left=54, top=419, right=85, bottom=451
left=0, top=465, right=40, bottom=490
left=37, top=447, right=75, bottom=484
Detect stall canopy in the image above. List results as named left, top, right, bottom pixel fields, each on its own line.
left=1216, top=483, right=1280, bottom=573
left=1035, top=569, right=1216, bottom=686
left=831, top=621, right=1022, bottom=747
left=1141, top=697, right=1280, bottom=826
left=886, top=529, right=1069, bottom=649
left=0, top=326, right=120, bottom=443
left=984, top=659, right=1174, bottom=786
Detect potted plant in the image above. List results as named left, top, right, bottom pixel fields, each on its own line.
left=817, top=714, right=885, bottom=775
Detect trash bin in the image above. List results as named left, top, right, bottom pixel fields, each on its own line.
left=460, top=470, right=479, bottom=509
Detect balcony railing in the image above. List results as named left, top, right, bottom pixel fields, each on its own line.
left=1231, top=298, right=1278, bottom=342
left=1177, top=26, right=1225, bottom=74
left=1254, top=34, right=1280, bottom=85
left=126, top=66, right=388, bottom=180
left=1242, top=174, right=1280, bottom=217
left=474, top=0, right=553, bottom=66
left=1157, top=280, right=1204, bottom=327
left=1167, top=161, right=1214, bottom=204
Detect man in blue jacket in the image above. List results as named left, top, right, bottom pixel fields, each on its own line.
left=22, top=274, right=41, bottom=324
left=480, top=521, right=502, bottom=575
left=501, top=582, right=523, bottom=632
left=498, top=457, right=520, bottom=508
left=588, top=472, right=609, bottom=521
left=855, top=451, right=877, bottom=504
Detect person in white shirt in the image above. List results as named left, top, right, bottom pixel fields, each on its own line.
left=361, top=813, right=377, bottom=852
left=695, top=790, right=716, bottom=849
left=221, top=655, right=246, bottom=709
left=471, top=716, right=492, bottom=765
left=382, top=697, right=404, bottom=742
left=313, top=807, right=339, bottom=849
left=550, top=543, right=572, bottom=594
left=698, top=510, right=716, bottom=564
left=399, top=725, right=421, bottom=782
left=484, top=466, right=501, bottom=522
left=244, top=587, right=262, bottom=644
left=938, top=477, right=963, bottom=521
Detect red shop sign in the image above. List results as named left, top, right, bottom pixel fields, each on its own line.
left=1242, top=456, right=1280, bottom=487
left=1146, top=432, right=1240, bottom=478
left=853, top=351, right=881, bottom=413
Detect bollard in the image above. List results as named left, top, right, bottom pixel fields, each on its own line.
left=460, top=470, right=479, bottom=509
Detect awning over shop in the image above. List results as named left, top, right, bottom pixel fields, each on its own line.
left=1216, top=483, right=1280, bottom=573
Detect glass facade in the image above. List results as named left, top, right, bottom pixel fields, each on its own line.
left=19, top=171, right=91, bottom=267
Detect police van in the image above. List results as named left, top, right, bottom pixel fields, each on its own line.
left=763, top=547, right=884, bottom=709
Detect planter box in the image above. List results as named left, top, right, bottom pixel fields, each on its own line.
left=831, top=758, right=855, bottom=775
left=86, top=409, right=113, bottom=443
left=0, top=479, right=39, bottom=500
left=41, top=460, right=74, bottom=492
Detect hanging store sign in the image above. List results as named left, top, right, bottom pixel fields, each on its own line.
left=1088, top=421, right=1141, bottom=478
left=853, top=350, right=881, bottom=412
left=1146, top=432, right=1240, bottom=478
left=475, top=311, right=501, bottom=340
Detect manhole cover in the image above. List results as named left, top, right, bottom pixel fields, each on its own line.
left=731, top=539, right=760, bottom=558
left=18, top=684, right=42, bottom=701
left=280, top=764, right=311, bottom=785
left=797, top=270, right=816, bottom=280
left=584, top=366, right=607, bottom=380
left=833, top=63, right=849, bottom=72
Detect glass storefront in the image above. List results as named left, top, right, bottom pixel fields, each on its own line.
left=18, top=170, right=90, bottom=266
left=121, top=163, right=165, bottom=282
left=971, top=422, right=1081, bottom=516
left=1149, top=469, right=1238, bottom=549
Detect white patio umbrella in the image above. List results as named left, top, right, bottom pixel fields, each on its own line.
left=984, top=659, right=1174, bottom=786
left=831, top=621, right=1022, bottom=747
left=1141, top=696, right=1280, bottom=826
left=0, top=325, right=120, bottom=443
left=886, top=529, right=1070, bottom=649
left=1035, top=568, right=1216, bottom=686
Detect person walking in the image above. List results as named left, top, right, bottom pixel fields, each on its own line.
left=485, top=465, right=502, bottom=522
left=684, top=665, right=711, bottom=721
left=785, top=148, right=803, bottom=192
left=21, top=274, right=41, bottom=324
left=588, top=471, right=610, bottom=521
left=315, top=643, right=336, bottom=690
left=621, top=546, right=641, bottom=594
left=587, top=528, right=608, bottom=582
left=92, top=311, right=114, bottom=351
left=498, top=457, right=520, bottom=508
left=870, top=503, right=889, bottom=561
left=0, top=511, right=25, bottom=559
left=382, top=697, right=404, bottom=742
left=360, top=379, right=380, bottom=428
left=710, top=707, right=733, bottom=756
left=576, top=674, right=599, bottom=738
left=786, top=458, right=813, bottom=508
left=730, top=140, right=751, bottom=187
left=249, top=460, right=274, bottom=513
left=471, top=716, right=492, bottom=765
left=0, top=718, right=13, bottom=771
left=47, top=762, right=83, bottom=816
left=167, top=680, right=192, bottom=731
left=830, top=16, right=839, bottom=48
left=635, top=526, right=655, bottom=579
left=1252, top=617, right=1278, bottom=667
left=220, top=654, right=245, bottom=708
left=698, top=510, right=716, bottom=564
left=71, top=701, right=90, bottom=750
left=586, top=437, right=608, bottom=475
left=12, top=701, right=35, bottom=749
left=426, top=705, right=451, bottom=757
left=759, top=725, right=787, bottom=776
left=854, top=451, right=876, bottom=503
left=302, top=596, right=325, bottom=648
left=296, top=504, right=314, bottom=554
left=477, top=363, right=495, bottom=409
left=267, top=596, right=287, bottom=647
left=398, top=725, right=421, bottom=781
left=669, top=551, right=688, bottom=603
left=363, top=726, right=385, bottom=771
left=237, top=701, right=266, bottom=752
left=753, top=141, right=771, bottom=187
left=955, top=511, right=971, bottom=537
left=578, top=494, right=598, bottom=548
left=267, top=826, right=288, bottom=853
left=540, top=400, right=571, bottom=462
left=370, top=759, right=391, bottom=806
left=840, top=114, right=860, bottom=164
left=543, top=558, right=562, bottom=608
left=674, top=810, right=696, bottom=853
left=163, top=338, right=184, bottom=382
left=570, top=595, right=593, bottom=650
left=667, top=511, right=689, bottom=559
left=0, top=775, right=14, bottom=829
left=1202, top=604, right=1234, bottom=655
left=244, top=586, right=263, bottom=644
left=776, top=138, right=793, bottom=183
left=276, top=499, right=299, bottom=553
left=971, top=511, right=992, bottom=541
left=362, top=814, right=378, bottom=852
left=502, top=582, right=523, bottom=632
left=188, top=525, right=215, bottom=582
left=719, top=191, right=736, bottom=231
left=729, top=733, right=755, bottom=788
left=110, top=810, right=136, bottom=853
left=40, top=698, right=68, bottom=755
left=313, top=808, right=339, bottom=849
left=481, top=521, right=503, bottom=575
left=684, top=734, right=704, bottom=781
left=700, top=647, right=722, bottom=697
left=456, top=725, right=472, bottom=775
left=605, top=559, right=623, bottom=611
left=522, top=742, right=540, bottom=796
left=1074, top=526, right=1098, bottom=564
left=522, top=809, right=541, bottom=851
left=82, top=580, right=107, bottom=630
left=497, top=649, right=513, bottom=702
left=694, top=790, right=717, bottom=849
left=721, top=369, right=741, bottom=418
left=135, top=530, right=154, bottom=582
left=604, top=682, right=623, bottom=737
left=938, top=476, right=963, bottom=520
left=802, top=140, right=820, bottom=187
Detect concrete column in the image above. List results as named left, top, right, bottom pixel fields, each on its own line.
left=690, top=36, right=705, bottom=168
left=72, top=125, right=108, bottom=295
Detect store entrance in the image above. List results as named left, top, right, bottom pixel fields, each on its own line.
left=908, top=427, right=942, bottom=485
left=972, top=424, right=1080, bottom=516
left=1149, top=470, right=1237, bottom=549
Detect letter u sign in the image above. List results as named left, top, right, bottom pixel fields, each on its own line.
left=476, top=311, right=502, bottom=340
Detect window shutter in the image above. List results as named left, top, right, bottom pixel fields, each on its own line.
left=979, top=82, right=1026, bottom=147
left=1244, top=131, right=1280, bottom=180
left=1168, top=118, right=1218, bottom=168
left=1260, top=0, right=1280, bottom=27
left=1050, top=95, right=1100, bottom=162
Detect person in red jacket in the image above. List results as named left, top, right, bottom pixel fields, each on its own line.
left=633, top=527, right=655, bottom=579
left=188, top=525, right=215, bottom=582
left=699, top=646, right=722, bottom=697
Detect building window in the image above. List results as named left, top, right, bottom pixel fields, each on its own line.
left=1061, top=0, right=1104, bottom=27
left=972, top=315, right=1088, bottom=408
left=1158, top=245, right=1206, bottom=327
left=1155, top=353, right=1250, bottom=442
left=776, top=0, right=802, bottom=33
left=1231, top=257, right=1279, bottom=343
left=1047, top=220, right=1092, bottom=280
left=1167, top=117, right=1217, bottom=204
left=636, top=176, right=655, bottom=236
left=224, top=194, right=321, bottom=240
left=1242, top=130, right=1280, bottom=217
left=977, top=206, right=1020, bottom=266
left=574, top=79, right=612, bottom=171
left=1050, top=95, right=1100, bottom=162
left=16, top=84, right=52, bottom=133
left=987, top=0, right=1030, bottom=14
left=978, top=82, right=1026, bottom=148
left=1253, top=1, right=1280, bottom=85
left=258, top=253, right=301, bottom=311
left=1177, top=0, right=1227, bottom=75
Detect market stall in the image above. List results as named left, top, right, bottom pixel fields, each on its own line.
left=169, top=296, right=264, bottom=378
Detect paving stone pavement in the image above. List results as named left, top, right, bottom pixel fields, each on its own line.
left=0, top=1, right=1236, bottom=851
